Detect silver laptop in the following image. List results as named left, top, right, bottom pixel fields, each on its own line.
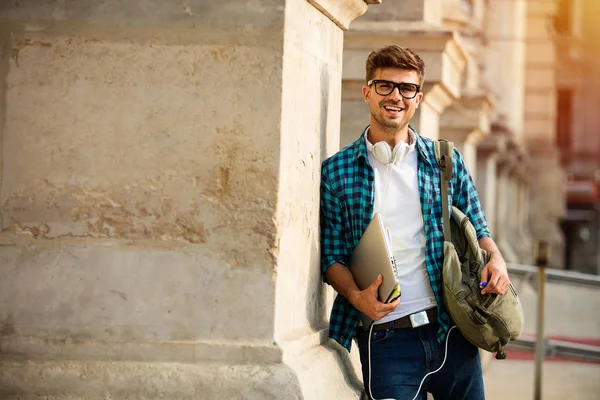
left=350, top=213, right=401, bottom=306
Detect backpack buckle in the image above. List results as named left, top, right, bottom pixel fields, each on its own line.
left=439, top=155, right=453, bottom=180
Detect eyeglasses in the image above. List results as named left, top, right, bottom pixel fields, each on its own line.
left=367, top=79, right=421, bottom=99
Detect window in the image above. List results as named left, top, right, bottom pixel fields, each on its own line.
left=556, top=89, right=573, bottom=164
left=554, top=0, right=573, bottom=35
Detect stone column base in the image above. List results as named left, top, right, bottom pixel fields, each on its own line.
left=0, top=342, right=362, bottom=399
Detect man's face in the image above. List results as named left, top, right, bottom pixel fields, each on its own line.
left=362, top=68, right=423, bottom=133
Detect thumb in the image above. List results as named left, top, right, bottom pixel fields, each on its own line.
left=479, top=266, right=489, bottom=287
left=368, top=274, right=383, bottom=293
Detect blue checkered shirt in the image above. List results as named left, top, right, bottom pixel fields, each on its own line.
left=320, top=126, right=491, bottom=351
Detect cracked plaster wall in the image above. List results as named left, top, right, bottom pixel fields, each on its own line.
left=2, top=37, right=280, bottom=263
left=0, top=0, right=288, bottom=355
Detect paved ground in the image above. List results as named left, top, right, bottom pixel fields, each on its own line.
left=483, top=276, right=600, bottom=399
left=484, top=358, right=600, bottom=400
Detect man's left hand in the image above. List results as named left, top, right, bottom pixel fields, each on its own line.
left=479, top=255, right=510, bottom=295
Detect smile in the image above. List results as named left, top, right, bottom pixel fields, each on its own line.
left=383, top=105, right=404, bottom=112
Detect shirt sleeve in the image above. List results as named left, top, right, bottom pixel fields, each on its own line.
left=320, top=170, right=349, bottom=282
left=451, top=148, right=491, bottom=240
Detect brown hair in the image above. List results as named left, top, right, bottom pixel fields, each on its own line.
left=365, top=45, right=425, bottom=85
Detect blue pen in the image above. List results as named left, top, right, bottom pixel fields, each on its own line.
left=479, top=282, right=487, bottom=288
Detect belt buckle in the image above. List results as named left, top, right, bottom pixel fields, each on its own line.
left=409, top=310, right=429, bottom=328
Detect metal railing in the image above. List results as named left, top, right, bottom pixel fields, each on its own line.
left=508, top=335, right=600, bottom=363
left=506, top=262, right=600, bottom=363
left=508, top=263, right=600, bottom=289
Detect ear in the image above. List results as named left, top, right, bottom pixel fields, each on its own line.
left=362, top=85, right=371, bottom=103
left=415, top=92, right=424, bottom=107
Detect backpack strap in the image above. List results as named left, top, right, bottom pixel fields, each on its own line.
left=433, top=139, right=454, bottom=243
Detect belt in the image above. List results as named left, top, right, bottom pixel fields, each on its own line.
left=371, top=307, right=437, bottom=331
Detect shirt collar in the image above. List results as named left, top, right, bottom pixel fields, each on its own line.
left=352, top=126, right=370, bottom=162
left=353, top=125, right=421, bottom=161
left=363, top=127, right=417, bottom=154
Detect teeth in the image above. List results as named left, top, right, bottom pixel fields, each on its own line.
left=384, top=106, right=403, bottom=111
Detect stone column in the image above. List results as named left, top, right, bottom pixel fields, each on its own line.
left=439, top=0, right=497, bottom=178
left=438, top=0, right=496, bottom=236
left=482, top=122, right=524, bottom=263
left=484, top=0, right=527, bottom=139
left=505, top=158, right=532, bottom=263
left=481, top=0, right=540, bottom=265
left=524, top=0, right=566, bottom=269
left=440, top=93, right=494, bottom=180
left=0, top=1, right=376, bottom=398
left=495, top=152, right=521, bottom=263
left=476, top=135, right=504, bottom=237
left=340, top=0, right=467, bottom=147
left=515, top=167, right=535, bottom=265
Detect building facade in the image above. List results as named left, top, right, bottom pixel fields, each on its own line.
left=554, top=0, right=600, bottom=274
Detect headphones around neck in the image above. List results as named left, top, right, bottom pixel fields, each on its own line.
left=372, top=141, right=410, bottom=164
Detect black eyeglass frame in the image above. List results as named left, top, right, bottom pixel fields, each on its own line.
left=367, top=79, right=421, bottom=99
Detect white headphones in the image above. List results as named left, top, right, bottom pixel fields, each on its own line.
left=372, top=141, right=410, bottom=164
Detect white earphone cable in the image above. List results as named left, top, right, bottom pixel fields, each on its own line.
left=366, top=324, right=457, bottom=400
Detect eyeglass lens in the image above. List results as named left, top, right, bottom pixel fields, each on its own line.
left=375, top=81, right=419, bottom=99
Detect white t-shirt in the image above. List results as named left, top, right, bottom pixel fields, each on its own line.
left=365, top=129, right=437, bottom=325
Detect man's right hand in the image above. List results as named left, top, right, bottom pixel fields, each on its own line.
left=349, top=274, right=400, bottom=321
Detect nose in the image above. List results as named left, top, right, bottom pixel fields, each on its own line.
left=388, top=86, right=403, bottom=101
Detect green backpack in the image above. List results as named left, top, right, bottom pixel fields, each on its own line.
left=434, top=139, right=524, bottom=360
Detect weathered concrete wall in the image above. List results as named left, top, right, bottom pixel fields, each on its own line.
left=1, top=0, right=283, bottom=351
left=0, top=0, right=371, bottom=398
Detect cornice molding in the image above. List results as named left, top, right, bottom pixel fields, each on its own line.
left=477, top=133, right=507, bottom=157
left=440, top=93, right=494, bottom=142
left=421, top=83, right=456, bottom=115
left=308, top=0, right=377, bottom=31
left=343, top=28, right=467, bottom=100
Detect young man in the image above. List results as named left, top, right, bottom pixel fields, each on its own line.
left=320, top=45, right=510, bottom=399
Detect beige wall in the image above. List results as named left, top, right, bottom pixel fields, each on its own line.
left=0, top=0, right=372, bottom=397
left=1, top=0, right=284, bottom=348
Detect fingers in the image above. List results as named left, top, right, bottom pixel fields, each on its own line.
left=481, top=271, right=499, bottom=294
left=371, top=299, right=400, bottom=321
left=481, top=272, right=510, bottom=295
left=496, top=278, right=509, bottom=295
left=384, top=298, right=400, bottom=310
left=366, top=275, right=384, bottom=300
left=479, top=265, right=489, bottom=286
left=367, top=274, right=383, bottom=293
left=355, top=275, right=401, bottom=320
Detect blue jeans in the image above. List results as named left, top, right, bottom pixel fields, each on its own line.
left=356, top=323, right=485, bottom=400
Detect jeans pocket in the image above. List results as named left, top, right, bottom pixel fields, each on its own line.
left=369, top=329, right=390, bottom=345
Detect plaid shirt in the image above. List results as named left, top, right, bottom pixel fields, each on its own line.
left=320, top=126, right=490, bottom=351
